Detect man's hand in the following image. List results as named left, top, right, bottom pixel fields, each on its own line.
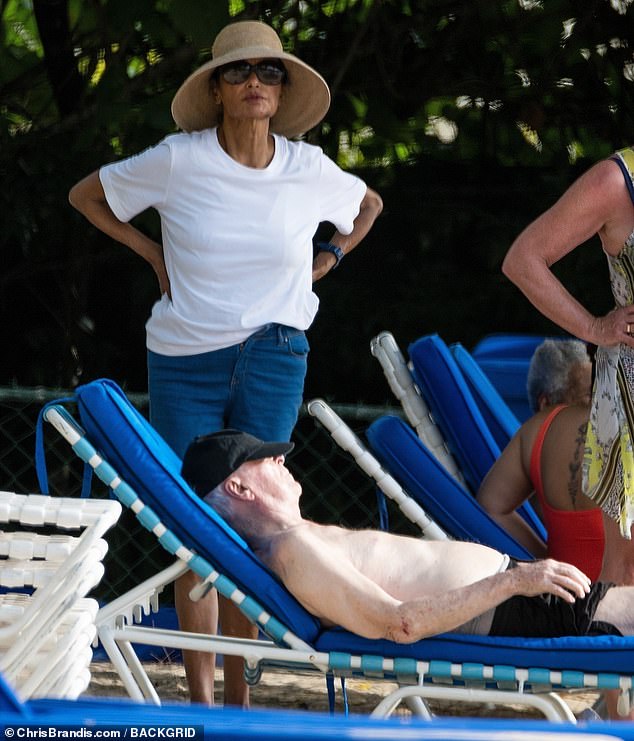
left=510, top=559, right=591, bottom=604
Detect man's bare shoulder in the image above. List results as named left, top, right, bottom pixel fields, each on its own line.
left=257, top=523, right=326, bottom=575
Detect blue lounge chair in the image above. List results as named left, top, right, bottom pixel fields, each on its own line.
left=370, top=330, right=464, bottom=481
left=307, top=398, right=532, bottom=560
left=471, top=333, right=549, bottom=422
left=450, top=342, right=520, bottom=450
left=2, top=669, right=634, bottom=740
left=407, top=334, right=546, bottom=542
left=366, top=332, right=540, bottom=548
left=365, top=414, right=533, bottom=559
left=38, top=379, right=634, bottom=722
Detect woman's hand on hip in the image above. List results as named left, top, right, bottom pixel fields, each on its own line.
left=154, top=258, right=171, bottom=299
left=592, top=305, right=634, bottom=348
left=68, top=169, right=172, bottom=299
left=147, top=242, right=171, bottom=299
left=312, top=250, right=338, bottom=282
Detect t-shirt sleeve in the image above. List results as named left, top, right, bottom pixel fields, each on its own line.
left=99, top=140, right=172, bottom=222
left=317, top=154, right=367, bottom=235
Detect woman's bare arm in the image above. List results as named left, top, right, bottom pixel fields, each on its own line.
left=312, top=187, right=383, bottom=281
left=69, top=170, right=171, bottom=297
left=477, top=430, right=547, bottom=557
left=502, top=159, right=634, bottom=348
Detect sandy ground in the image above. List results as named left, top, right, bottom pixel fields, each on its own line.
left=86, top=660, right=602, bottom=720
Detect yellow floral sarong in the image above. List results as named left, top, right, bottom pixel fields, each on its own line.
left=583, top=147, right=634, bottom=537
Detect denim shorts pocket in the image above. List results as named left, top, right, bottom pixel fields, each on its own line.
left=284, top=328, right=310, bottom=357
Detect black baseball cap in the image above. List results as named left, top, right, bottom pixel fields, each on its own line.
left=181, top=428, right=294, bottom=496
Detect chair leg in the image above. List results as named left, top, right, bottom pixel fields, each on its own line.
left=95, top=560, right=188, bottom=703
left=118, top=638, right=162, bottom=704
left=98, top=626, right=159, bottom=704
left=403, top=694, right=433, bottom=718
left=370, top=685, right=577, bottom=722
left=591, top=693, right=607, bottom=719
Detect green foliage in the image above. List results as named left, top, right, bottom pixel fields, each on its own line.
left=166, top=1, right=231, bottom=48
left=1, top=0, right=632, bottom=398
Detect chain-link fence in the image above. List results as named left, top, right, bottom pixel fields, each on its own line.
left=0, top=386, right=415, bottom=604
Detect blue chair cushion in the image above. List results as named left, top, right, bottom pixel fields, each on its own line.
left=366, top=415, right=534, bottom=560
left=451, top=343, right=520, bottom=450
left=408, top=334, right=499, bottom=492
left=471, top=334, right=547, bottom=361
left=407, top=334, right=546, bottom=542
left=316, top=627, right=634, bottom=675
left=471, top=334, right=549, bottom=422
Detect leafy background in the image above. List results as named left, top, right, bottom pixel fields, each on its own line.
left=1, top=0, right=633, bottom=403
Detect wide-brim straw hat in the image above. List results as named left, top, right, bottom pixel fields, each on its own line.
left=171, top=20, right=331, bottom=139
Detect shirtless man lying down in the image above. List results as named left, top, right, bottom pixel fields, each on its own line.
left=181, top=429, right=634, bottom=641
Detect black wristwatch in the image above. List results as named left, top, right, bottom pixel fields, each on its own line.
left=317, top=241, right=345, bottom=269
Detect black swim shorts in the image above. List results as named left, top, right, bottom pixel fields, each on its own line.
left=489, top=580, right=622, bottom=637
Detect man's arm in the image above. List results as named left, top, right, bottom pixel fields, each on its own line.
left=390, top=558, right=589, bottom=642
left=274, top=534, right=589, bottom=643
left=476, top=428, right=547, bottom=557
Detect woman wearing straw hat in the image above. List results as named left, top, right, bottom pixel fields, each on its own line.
left=69, top=19, right=381, bottom=707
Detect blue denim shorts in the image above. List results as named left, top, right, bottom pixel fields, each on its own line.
left=147, top=324, right=309, bottom=458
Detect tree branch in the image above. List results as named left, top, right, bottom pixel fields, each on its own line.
left=32, top=0, right=84, bottom=116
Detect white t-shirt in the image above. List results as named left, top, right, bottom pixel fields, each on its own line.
left=99, top=128, right=367, bottom=356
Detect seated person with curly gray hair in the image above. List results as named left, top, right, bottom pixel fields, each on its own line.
left=477, top=338, right=600, bottom=573
left=526, top=338, right=592, bottom=413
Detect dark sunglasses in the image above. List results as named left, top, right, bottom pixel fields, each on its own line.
left=218, top=60, right=287, bottom=86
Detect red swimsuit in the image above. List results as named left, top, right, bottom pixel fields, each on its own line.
left=529, top=405, right=605, bottom=581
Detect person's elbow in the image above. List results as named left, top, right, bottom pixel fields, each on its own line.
left=68, top=180, right=92, bottom=215
left=364, top=187, right=383, bottom=220
left=501, top=235, right=537, bottom=287
left=475, top=481, right=500, bottom=513
left=478, top=498, right=514, bottom=520
left=383, top=608, right=433, bottom=644
left=68, top=171, right=103, bottom=214
left=345, top=605, right=422, bottom=644
left=501, top=246, right=521, bottom=284
left=475, top=488, right=492, bottom=512
left=384, top=625, right=422, bottom=644
left=68, top=182, right=80, bottom=210
left=358, top=619, right=417, bottom=644
left=476, top=485, right=517, bottom=519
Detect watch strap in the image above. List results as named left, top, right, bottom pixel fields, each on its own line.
left=317, top=241, right=344, bottom=269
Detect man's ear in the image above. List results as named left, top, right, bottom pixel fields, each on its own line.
left=223, top=474, right=255, bottom=501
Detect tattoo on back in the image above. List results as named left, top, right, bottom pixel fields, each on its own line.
left=568, top=421, right=587, bottom=508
